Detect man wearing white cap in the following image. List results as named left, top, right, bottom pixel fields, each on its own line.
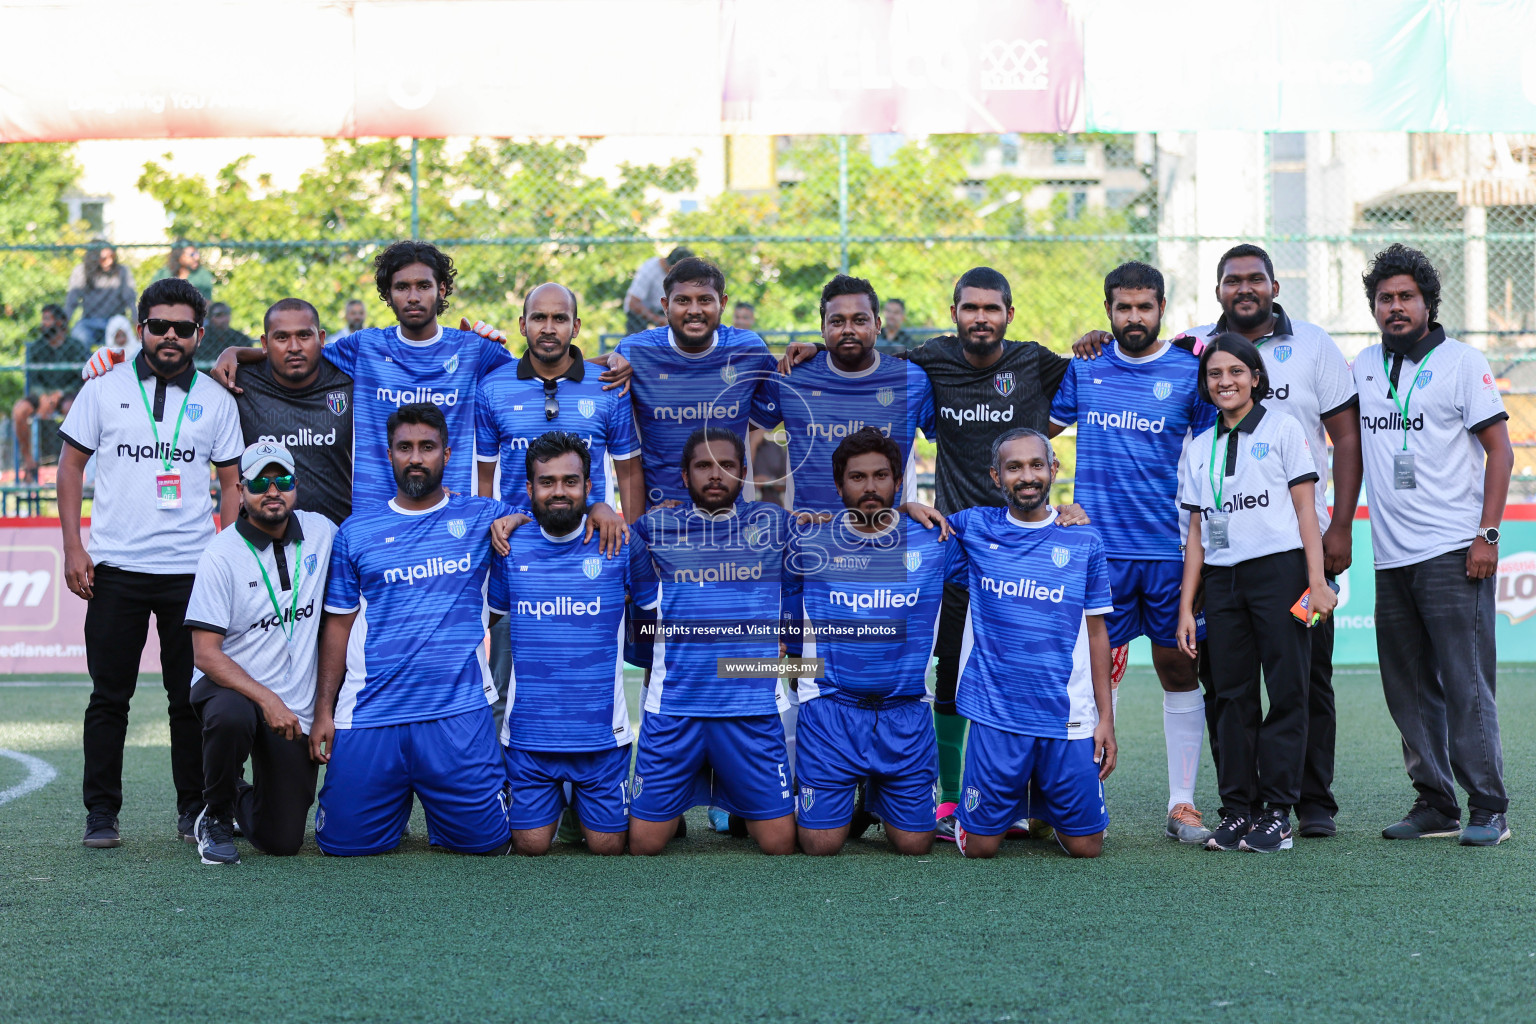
left=183, top=441, right=337, bottom=864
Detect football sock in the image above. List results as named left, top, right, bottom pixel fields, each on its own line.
left=1163, top=688, right=1205, bottom=811
left=935, top=710, right=967, bottom=805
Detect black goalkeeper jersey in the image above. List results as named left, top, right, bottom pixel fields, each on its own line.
left=234, top=359, right=355, bottom=524
left=906, top=335, right=1070, bottom=515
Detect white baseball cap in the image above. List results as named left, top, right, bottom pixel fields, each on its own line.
left=239, top=441, right=297, bottom=482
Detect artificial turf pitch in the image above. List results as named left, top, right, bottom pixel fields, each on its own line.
left=2, top=668, right=1534, bottom=1022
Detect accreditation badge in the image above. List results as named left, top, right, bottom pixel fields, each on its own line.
left=1393, top=452, right=1417, bottom=490
left=1206, top=512, right=1231, bottom=550
left=156, top=472, right=183, bottom=510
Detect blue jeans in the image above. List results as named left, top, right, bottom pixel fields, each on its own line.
left=71, top=317, right=108, bottom=349
left=1375, top=548, right=1507, bottom=816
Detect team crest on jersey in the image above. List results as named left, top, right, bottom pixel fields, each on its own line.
left=582, top=556, right=602, bottom=580
left=993, top=371, right=1016, bottom=397
left=1273, top=344, right=1293, bottom=363
left=327, top=390, right=348, bottom=416
left=1415, top=369, right=1433, bottom=389
left=185, top=404, right=203, bottom=422
left=447, top=518, right=467, bottom=538
left=743, top=524, right=765, bottom=546
left=721, top=363, right=738, bottom=385
left=905, top=551, right=923, bottom=571
left=632, top=775, right=644, bottom=798
left=1251, top=442, right=1270, bottom=461
left=1051, top=545, right=1070, bottom=568
left=800, top=785, right=815, bottom=810
left=1152, top=381, right=1172, bottom=401
left=876, top=387, right=895, bottom=407
left=578, top=398, right=596, bottom=418
left=443, top=353, right=460, bottom=374
left=304, top=553, right=318, bottom=574
left=964, top=786, right=980, bottom=812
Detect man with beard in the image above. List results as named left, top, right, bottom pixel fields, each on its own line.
left=1047, top=262, right=1216, bottom=844
left=487, top=431, right=636, bottom=856
left=947, top=429, right=1116, bottom=859
left=779, top=266, right=1071, bottom=837
left=311, top=403, right=518, bottom=856
left=183, top=441, right=336, bottom=863
left=58, top=278, right=245, bottom=849
left=626, top=427, right=796, bottom=855
left=787, top=428, right=952, bottom=856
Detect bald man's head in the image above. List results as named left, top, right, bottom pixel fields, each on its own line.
left=520, top=282, right=582, bottom=367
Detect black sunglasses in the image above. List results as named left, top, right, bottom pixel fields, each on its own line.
left=141, top=318, right=200, bottom=339
left=543, top=378, right=559, bottom=421
left=245, top=474, right=296, bottom=494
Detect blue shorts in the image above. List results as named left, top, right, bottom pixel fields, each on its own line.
left=794, top=695, right=937, bottom=833
left=1105, top=558, right=1205, bottom=649
left=957, top=723, right=1109, bottom=838
left=505, top=744, right=631, bottom=833
left=631, top=712, right=793, bottom=822
left=316, top=708, right=510, bottom=856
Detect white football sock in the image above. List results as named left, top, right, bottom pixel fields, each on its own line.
left=1163, top=689, right=1205, bottom=811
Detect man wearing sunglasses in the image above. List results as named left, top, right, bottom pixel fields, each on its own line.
left=58, top=278, right=245, bottom=850
left=183, top=441, right=336, bottom=864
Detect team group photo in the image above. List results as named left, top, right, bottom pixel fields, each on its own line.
left=3, top=2, right=1535, bottom=1020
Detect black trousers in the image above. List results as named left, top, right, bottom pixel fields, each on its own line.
left=82, top=565, right=201, bottom=818
left=1203, top=549, right=1312, bottom=816
left=932, top=583, right=970, bottom=716
left=191, top=680, right=318, bottom=856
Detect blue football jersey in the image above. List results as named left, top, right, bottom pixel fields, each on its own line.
left=323, top=493, right=514, bottom=729
left=786, top=513, right=954, bottom=699
left=948, top=506, right=1114, bottom=739
left=324, top=325, right=513, bottom=511
left=630, top=502, right=794, bottom=717
left=616, top=326, right=778, bottom=504
left=753, top=352, right=934, bottom=512
left=487, top=520, right=632, bottom=752
left=1049, top=343, right=1215, bottom=560
left=474, top=355, right=639, bottom=506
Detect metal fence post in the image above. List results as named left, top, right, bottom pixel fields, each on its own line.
left=410, top=138, right=421, bottom=240
left=837, top=135, right=849, bottom=274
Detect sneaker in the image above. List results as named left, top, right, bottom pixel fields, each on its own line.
left=726, top=814, right=750, bottom=838
left=1204, top=812, right=1251, bottom=851
left=1382, top=799, right=1461, bottom=840
left=194, top=808, right=240, bottom=866
left=954, top=821, right=972, bottom=857
left=177, top=811, right=198, bottom=844
left=83, top=812, right=121, bottom=849
left=1165, top=802, right=1212, bottom=844
left=708, top=807, right=732, bottom=833
left=935, top=801, right=959, bottom=843
left=1459, top=810, right=1511, bottom=847
left=1296, top=809, right=1337, bottom=838
left=1240, top=809, right=1293, bottom=852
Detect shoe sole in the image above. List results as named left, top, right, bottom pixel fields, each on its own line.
left=1204, top=840, right=1242, bottom=851
left=1298, top=826, right=1336, bottom=838
left=199, top=854, right=240, bottom=865
left=1166, top=827, right=1212, bottom=844
left=1382, top=829, right=1461, bottom=840
left=1238, top=837, right=1293, bottom=851
left=82, top=838, right=122, bottom=849
left=1459, top=829, right=1512, bottom=847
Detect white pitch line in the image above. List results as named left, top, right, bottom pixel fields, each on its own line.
left=0, top=749, right=58, bottom=807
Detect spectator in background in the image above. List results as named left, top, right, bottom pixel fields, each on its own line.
left=877, top=297, right=915, bottom=354
left=752, top=433, right=788, bottom=508
left=10, top=303, right=91, bottom=481
left=332, top=298, right=367, bottom=340
left=64, top=242, right=136, bottom=349
left=199, top=302, right=255, bottom=362
left=152, top=242, right=214, bottom=303
left=733, top=301, right=757, bottom=331
left=624, top=246, right=693, bottom=334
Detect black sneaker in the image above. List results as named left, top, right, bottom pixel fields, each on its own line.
left=1296, top=808, right=1336, bottom=838
left=194, top=808, right=240, bottom=865
left=1204, top=813, right=1251, bottom=851
left=1459, top=809, right=1511, bottom=847
left=849, top=782, right=876, bottom=840
left=1240, top=809, right=1293, bottom=852
left=177, top=811, right=199, bottom=844
left=1382, top=799, right=1461, bottom=840
left=83, top=812, right=121, bottom=849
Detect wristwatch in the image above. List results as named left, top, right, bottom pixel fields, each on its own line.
left=1477, top=526, right=1501, bottom=545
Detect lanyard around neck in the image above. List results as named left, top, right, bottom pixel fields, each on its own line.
left=1382, top=346, right=1436, bottom=452
left=133, top=370, right=197, bottom=473
left=242, top=535, right=303, bottom=642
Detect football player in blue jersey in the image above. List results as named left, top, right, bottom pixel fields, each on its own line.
left=488, top=431, right=635, bottom=856
left=310, top=403, right=517, bottom=856
left=948, top=428, right=1116, bottom=859
left=626, top=426, right=797, bottom=856
left=752, top=275, right=934, bottom=513
left=787, top=428, right=953, bottom=856
left=1048, top=261, right=1217, bottom=844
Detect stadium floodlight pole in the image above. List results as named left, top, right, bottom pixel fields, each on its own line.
left=409, top=138, right=421, bottom=240
left=837, top=135, right=850, bottom=275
